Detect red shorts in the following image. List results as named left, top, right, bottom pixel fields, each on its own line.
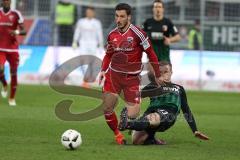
left=0, top=51, right=19, bottom=70
left=103, top=69, right=141, bottom=104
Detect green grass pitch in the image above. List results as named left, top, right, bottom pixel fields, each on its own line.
left=0, top=85, right=239, bottom=160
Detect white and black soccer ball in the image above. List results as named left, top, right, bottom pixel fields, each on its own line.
left=61, top=129, right=82, bottom=150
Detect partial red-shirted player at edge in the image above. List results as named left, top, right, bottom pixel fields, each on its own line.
left=99, top=3, right=164, bottom=145
left=0, top=0, right=26, bottom=106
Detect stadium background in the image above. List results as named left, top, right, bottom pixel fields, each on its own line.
left=4, top=0, right=240, bottom=92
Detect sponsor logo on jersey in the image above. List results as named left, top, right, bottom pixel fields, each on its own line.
left=127, top=36, right=133, bottom=42
left=9, top=15, right=14, bottom=21
left=0, top=22, right=13, bottom=26
left=162, top=25, right=168, bottom=32
left=151, top=32, right=164, bottom=40
left=147, top=26, right=152, bottom=30
left=162, top=85, right=180, bottom=93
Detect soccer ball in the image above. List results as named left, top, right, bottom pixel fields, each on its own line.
left=61, top=129, right=82, bottom=150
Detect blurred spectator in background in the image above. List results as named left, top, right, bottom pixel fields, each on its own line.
left=55, top=0, right=77, bottom=46
left=188, top=19, right=202, bottom=50
left=72, top=6, right=104, bottom=87
left=143, top=0, right=181, bottom=62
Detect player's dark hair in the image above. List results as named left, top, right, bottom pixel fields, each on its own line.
left=159, top=61, right=172, bottom=70
left=115, top=3, right=132, bottom=15
left=86, top=6, right=95, bottom=11
left=153, top=0, right=164, bottom=8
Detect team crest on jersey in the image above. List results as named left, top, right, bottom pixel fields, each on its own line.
left=8, top=15, right=14, bottom=21
left=127, top=37, right=134, bottom=42
left=162, top=25, right=168, bottom=32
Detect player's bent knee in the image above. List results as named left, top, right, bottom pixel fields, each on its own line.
left=0, top=66, right=4, bottom=74
left=102, top=92, right=118, bottom=112
left=132, top=131, right=148, bottom=145
left=126, top=103, right=140, bottom=118
left=10, top=68, right=17, bottom=75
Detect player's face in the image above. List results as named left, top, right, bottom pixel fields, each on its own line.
left=160, top=65, right=172, bottom=82
left=153, top=2, right=164, bottom=17
left=2, top=0, right=11, bottom=9
left=115, top=10, right=131, bottom=31
left=86, top=8, right=95, bottom=19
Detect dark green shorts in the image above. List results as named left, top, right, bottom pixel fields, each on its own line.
left=143, top=107, right=177, bottom=132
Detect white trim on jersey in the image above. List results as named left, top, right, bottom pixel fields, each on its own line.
left=107, top=27, right=118, bottom=39
left=0, top=8, right=24, bottom=24
left=109, top=63, right=143, bottom=75
left=0, top=48, right=19, bottom=52
left=130, top=25, right=146, bottom=42
left=118, top=24, right=131, bottom=36
left=13, top=9, right=24, bottom=24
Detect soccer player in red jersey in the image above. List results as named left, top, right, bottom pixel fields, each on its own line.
left=0, top=0, right=26, bottom=106
left=99, top=3, right=164, bottom=144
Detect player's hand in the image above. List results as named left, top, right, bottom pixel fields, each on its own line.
left=9, top=30, right=19, bottom=36
left=72, top=41, right=78, bottom=50
left=194, top=131, right=209, bottom=140
left=99, top=71, right=106, bottom=85
left=163, top=36, right=171, bottom=45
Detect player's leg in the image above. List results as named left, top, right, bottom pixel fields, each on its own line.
left=0, top=52, right=8, bottom=98
left=131, top=130, right=149, bottom=145
left=119, top=110, right=161, bottom=131
left=118, top=75, right=141, bottom=130
left=83, top=56, right=99, bottom=85
left=103, top=92, right=125, bottom=144
left=78, top=54, right=90, bottom=88
left=121, top=111, right=166, bottom=145
left=6, top=52, right=19, bottom=106
left=102, top=70, right=125, bottom=144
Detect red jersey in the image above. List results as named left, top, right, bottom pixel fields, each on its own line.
left=0, top=8, right=24, bottom=52
left=102, top=24, right=160, bottom=77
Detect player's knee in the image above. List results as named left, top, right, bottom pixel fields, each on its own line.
left=132, top=132, right=147, bottom=145
left=146, top=113, right=160, bottom=127
left=0, top=66, right=4, bottom=74
left=10, top=68, right=17, bottom=75
left=126, top=103, right=140, bottom=118
left=102, top=93, right=118, bottom=113
left=132, top=139, right=142, bottom=145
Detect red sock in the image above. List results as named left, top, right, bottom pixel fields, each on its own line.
left=10, top=74, right=17, bottom=99
left=0, top=73, right=7, bottom=87
left=104, top=111, right=120, bottom=135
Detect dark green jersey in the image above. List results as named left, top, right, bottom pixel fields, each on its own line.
left=143, top=17, right=179, bottom=62
left=141, top=82, right=198, bottom=133
left=148, top=84, right=181, bottom=112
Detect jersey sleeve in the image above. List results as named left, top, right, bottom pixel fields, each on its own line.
left=168, top=19, right=179, bottom=36
left=73, top=20, right=81, bottom=42
left=15, top=10, right=24, bottom=24
left=179, top=85, right=198, bottom=133
left=141, top=83, right=168, bottom=98
left=101, top=34, right=114, bottom=71
left=96, top=20, right=104, bottom=48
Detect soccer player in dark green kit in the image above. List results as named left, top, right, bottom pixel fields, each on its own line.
left=143, top=0, right=181, bottom=62
left=118, top=61, right=209, bottom=145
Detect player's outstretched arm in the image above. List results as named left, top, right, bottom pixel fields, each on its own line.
left=194, top=131, right=209, bottom=140
left=180, top=85, right=209, bottom=140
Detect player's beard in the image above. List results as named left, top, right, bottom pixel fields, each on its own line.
left=117, top=20, right=129, bottom=32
